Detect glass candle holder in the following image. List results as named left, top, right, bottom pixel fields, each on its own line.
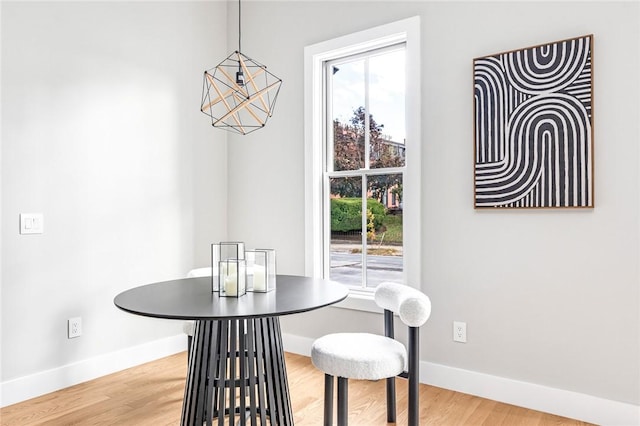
left=219, top=259, right=247, bottom=297
left=211, top=242, right=245, bottom=292
left=246, top=249, right=276, bottom=293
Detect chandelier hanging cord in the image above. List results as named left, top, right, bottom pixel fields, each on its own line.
left=235, top=0, right=244, bottom=87
left=238, top=0, right=241, bottom=53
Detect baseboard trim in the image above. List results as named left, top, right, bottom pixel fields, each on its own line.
left=422, top=360, right=639, bottom=426
left=282, top=333, right=639, bottom=426
left=1, top=334, right=186, bottom=408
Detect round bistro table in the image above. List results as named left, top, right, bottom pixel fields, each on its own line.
left=114, top=275, right=348, bottom=426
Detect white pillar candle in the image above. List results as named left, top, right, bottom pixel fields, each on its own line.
left=252, top=265, right=266, bottom=291
left=221, top=262, right=238, bottom=276
left=224, top=273, right=238, bottom=296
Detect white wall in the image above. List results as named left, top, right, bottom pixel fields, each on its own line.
left=1, top=0, right=227, bottom=399
left=226, top=0, right=640, bottom=412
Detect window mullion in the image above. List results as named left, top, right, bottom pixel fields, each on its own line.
left=361, top=174, right=368, bottom=289
left=364, top=57, right=370, bottom=171
left=361, top=57, right=371, bottom=289
left=327, top=167, right=405, bottom=178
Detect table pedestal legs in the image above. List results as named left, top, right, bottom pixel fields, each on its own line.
left=181, top=317, right=293, bottom=426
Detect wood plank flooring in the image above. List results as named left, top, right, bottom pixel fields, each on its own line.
left=0, top=352, right=594, bottom=425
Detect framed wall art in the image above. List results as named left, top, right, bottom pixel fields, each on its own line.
left=473, top=35, right=594, bottom=208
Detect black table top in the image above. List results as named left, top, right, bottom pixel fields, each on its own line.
left=114, top=275, right=349, bottom=320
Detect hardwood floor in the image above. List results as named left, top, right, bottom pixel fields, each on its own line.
left=0, top=352, right=593, bottom=426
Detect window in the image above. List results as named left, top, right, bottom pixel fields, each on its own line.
left=304, top=17, right=421, bottom=309
left=326, top=45, right=406, bottom=290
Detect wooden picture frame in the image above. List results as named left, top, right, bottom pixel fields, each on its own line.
left=473, top=35, right=594, bottom=208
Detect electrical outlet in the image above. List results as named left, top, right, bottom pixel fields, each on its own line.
left=68, top=317, right=82, bottom=339
left=453, top=321, right=467, bottom=343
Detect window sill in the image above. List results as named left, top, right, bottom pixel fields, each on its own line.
left=332, top=289, right=383, bottom=314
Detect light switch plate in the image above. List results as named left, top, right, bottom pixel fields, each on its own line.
left=20, top=213, right=44, bottom=234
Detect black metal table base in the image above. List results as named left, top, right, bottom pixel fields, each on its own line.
left=181, top=317, right=293, bottom=426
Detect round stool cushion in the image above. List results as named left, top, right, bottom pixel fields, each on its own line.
left=311, top=333, right=407, bottom=380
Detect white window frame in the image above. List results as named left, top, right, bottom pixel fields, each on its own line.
left=304, top=17, right=421, bottom=312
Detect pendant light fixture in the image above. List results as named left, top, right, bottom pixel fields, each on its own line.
left=201, top=0, right=282, bottom=135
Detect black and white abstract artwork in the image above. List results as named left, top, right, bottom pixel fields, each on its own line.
left=474, top=35, right=594, bottom=208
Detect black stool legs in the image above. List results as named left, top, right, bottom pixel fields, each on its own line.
left=322, top=374, right=348, bottom=426
left=337, top=377, right=348, bottom=426
left=323, top=374, right=400, bottom=426
left=386, top=376, right=396, bottom=422
left=408, top=326, right=419, bottom=426
left=324, top=374, right=334, bottom=426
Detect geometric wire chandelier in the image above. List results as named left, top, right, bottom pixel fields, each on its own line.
left=201, top=0, right=282, bottom=135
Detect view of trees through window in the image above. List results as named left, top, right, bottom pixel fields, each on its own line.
left=326, top=46, right=405, bottom=289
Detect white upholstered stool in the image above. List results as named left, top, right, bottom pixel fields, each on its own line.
left=311, top=282, right=431, bottom=426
